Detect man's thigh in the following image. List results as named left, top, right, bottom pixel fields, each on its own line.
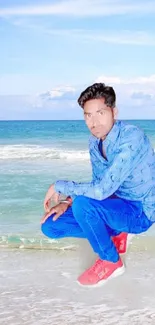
left=94, top=197, right=152, bottom=234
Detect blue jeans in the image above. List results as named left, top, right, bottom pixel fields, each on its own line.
left=41, top=196, right=153, bottom=262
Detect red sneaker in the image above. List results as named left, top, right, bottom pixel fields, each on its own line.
left=77, top=258, right=125, bottom=287
left=112, top=232, right=134, bottom=254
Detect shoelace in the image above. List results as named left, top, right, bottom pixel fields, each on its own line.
left=89, top=259, right=106, bottom=273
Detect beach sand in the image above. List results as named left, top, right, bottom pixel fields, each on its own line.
left=1, top=237, right=155, bottom=325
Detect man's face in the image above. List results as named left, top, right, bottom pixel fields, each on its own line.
left=83, top=98, right=117, bottom=140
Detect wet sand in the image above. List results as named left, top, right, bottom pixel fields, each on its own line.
left=1, top=240, right=155, bottom=325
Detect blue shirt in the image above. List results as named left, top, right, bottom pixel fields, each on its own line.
left=55, top=120, right=155, bottom=221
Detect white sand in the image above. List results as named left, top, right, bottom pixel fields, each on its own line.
left=0, top=239, right=155, bottom=325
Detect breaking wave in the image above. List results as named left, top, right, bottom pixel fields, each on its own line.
left=0, top=145, right=89, bottom=161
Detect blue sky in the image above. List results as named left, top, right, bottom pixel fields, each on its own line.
left=0, top=0, right=155, bottom=119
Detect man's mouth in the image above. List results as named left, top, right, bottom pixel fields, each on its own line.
left=92, top=128, right=101, bottom=133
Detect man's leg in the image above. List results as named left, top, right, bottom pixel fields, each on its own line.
left=71, top=195, right=152, bottom=286
left=41, top=204, right=118, bottom=240
left=41, top=206, right=85, bottom=239
left=72, top=195, right=152, bottom=262
left=41, top=195, right=152, bottom=286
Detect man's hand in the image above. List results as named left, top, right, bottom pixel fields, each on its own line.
left=44, top=184, right=60, bottom=213
left=41, top=202, right=70, bottom=224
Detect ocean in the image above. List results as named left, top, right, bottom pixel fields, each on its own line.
left=0, top=120, right=155, bottom=325
left=0, top=119, right=155, bottom=249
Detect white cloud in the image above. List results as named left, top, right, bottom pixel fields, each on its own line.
left=0, top=94, right=82, bottom=120
left=95, top=75, right=155, bottom=119
left=87, top=31, right=155, bottom=46
left=95, top=75, right=155, bottom=91
left=42, top=29, right=155, bottom=46
left=96, top=76, right=122, bottom=84
left=1, top=0, right=155, bottom=17
left=34, top=86, right=78, bottom=108
left=0, top=75, right=155, bottom=119
left=131, top=92, right=153, bottom=100
left=8, top=19, right=155, bottom=46
left=40, top=86, right=76, bottom=100
left=95, top=77, right=155, bottom=119
left=129, top=75, right=155, bottom=84
left=33, top=75, right=155, bottom=118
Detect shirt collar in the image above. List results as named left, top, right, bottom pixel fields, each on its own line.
left=96, top=120, right=121, bottom=159
left=102, top=120, right=121, bottom=147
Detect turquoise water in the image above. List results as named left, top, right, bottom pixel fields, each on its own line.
left=0, top=120, right=155, bottom=249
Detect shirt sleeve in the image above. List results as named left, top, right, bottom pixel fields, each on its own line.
left=55, top=129, right=148, bottom=200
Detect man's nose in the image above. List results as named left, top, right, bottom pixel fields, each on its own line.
left=91, top=116, right=97, bottom=127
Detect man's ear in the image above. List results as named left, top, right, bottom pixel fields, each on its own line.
left=113, top=106, right=118, bottom=119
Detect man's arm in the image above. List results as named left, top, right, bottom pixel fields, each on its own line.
left=55, top=129, right=148, bottom=200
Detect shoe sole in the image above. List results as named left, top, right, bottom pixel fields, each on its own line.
left=77, top=264, right=125, bottom=288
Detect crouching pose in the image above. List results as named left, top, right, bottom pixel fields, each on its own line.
left=41, top=83, right=155, bottom=287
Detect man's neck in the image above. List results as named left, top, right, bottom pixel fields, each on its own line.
left=100, top=121, right=115, bottom=141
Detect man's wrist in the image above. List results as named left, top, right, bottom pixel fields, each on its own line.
left=60, top=196, right=72, bottom=206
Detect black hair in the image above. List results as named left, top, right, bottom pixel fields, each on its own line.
left=78, top=83, right=116, bottom=108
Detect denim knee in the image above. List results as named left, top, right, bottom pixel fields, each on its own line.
left=41, top=215, right=59, bottom=239
left=72, top=195, right=90, bottom=211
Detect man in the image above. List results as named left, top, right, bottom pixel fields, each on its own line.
left=41, top=83, right=155, bottom=287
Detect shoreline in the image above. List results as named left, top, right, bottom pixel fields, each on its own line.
left=1, top=230, right=155, bottom=251
left=1, top=244, right=155, bottom=325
